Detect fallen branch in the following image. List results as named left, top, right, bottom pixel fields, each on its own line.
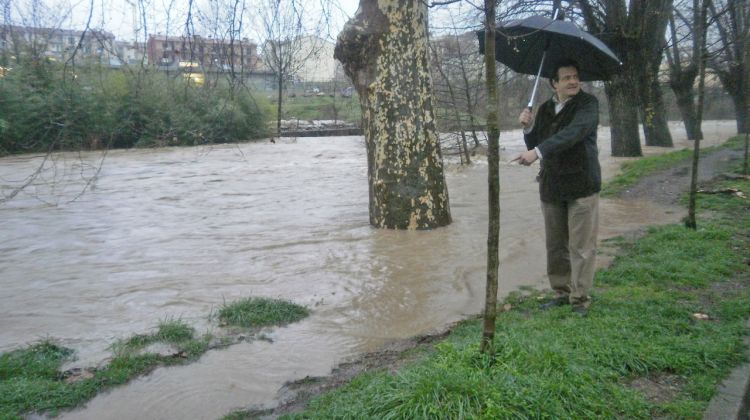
left=696, top=188, right=747, bottom=198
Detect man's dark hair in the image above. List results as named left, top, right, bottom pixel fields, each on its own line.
left=551, top=58, right=581, bottom=82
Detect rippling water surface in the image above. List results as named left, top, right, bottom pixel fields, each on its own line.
left=0, top=121, right=735, bottom=419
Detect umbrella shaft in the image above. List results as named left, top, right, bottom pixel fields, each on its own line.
left=527, top=50, right=547, bottom=108
left=527, top=8, right=559, bottom=108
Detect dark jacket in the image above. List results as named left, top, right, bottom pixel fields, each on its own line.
left=524, top=90, right=601, bottom=203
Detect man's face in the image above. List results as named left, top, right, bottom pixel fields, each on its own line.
left=552, top=66, right=580, bottom=101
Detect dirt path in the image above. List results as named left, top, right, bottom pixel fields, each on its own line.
left=619, top=147, right=746, bottom=206
left=247, top=142, right=748, bottom=419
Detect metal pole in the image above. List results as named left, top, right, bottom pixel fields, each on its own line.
left=527, top=50, right=547, bottom=108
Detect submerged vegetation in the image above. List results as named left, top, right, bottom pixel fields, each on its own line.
left=218, top=297, right=310, bottom=328
left=0, top=298, right=308, bottom=419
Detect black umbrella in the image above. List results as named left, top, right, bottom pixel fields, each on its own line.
left=478, top=14, right=621, bottom=107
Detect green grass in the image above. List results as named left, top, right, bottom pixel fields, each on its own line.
left=0, top=299, right=309, bottom=419
left=272, top=154, right=750, bottom=419
left=113, top=318, right=206, bottom=357
left=601, top=135, right=747, bottom=197
left=217, top=297, right=310, bottom=328
left=279, top=95, right=361, bottom=123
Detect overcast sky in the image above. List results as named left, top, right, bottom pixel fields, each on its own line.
left=6, top=0, right=481, bottom=44
left=6, top=0, right=360, bottom=43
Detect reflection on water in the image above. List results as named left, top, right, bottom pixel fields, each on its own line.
left=0, top=121, right=735, bottom=419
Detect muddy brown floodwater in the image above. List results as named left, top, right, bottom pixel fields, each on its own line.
left=0, top=121, right=736, bottom=419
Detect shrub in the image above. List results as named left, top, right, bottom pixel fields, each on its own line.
left=0, top=59, right=269, bottom=156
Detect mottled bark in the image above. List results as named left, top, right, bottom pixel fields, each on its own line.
left=334, top=0, right=451, bottom=230
left=480, top=0, right=500, bottom=356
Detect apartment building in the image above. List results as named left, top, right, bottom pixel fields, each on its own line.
left=146, top=34, right=259, bottom=72
left=0, top=25, right=115, bottom=64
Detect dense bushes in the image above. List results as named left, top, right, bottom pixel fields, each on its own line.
left=0, top=59, right=270, bottom=156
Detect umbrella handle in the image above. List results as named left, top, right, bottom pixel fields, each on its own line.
left=527, top=50, right=547, bottom=108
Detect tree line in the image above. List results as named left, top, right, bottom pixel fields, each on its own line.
left=427, top=0, right=748, bottom=160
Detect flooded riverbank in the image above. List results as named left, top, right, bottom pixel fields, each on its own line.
left=0, top=121, right=737, bottom=419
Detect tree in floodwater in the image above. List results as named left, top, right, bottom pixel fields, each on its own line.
left=334, top=0, right=451, bottom=230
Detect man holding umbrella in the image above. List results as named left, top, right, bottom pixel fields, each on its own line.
left=479, top=10, right=621, bottom=316
left=514, top=58, right=601, bottom=317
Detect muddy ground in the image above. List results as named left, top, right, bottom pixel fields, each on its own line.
left=245, top=145, right=748, bottom=419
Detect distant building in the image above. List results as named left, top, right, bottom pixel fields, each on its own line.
left=295, top=36, right=338, bottom=83
left=261, top=35, right=340, bottom=83
left=0, top=25, right=115, bottom=64
left=146, top=34, right=259, bottom=72
left=112, top=40, right=146, bottom=67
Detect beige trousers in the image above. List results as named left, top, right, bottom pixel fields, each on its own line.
left=541, top=193, right=599, bottom=306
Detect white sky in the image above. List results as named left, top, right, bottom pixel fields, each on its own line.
left=6, top=0, right=360, bottom=43
left=6, top=0, right=481, bottom=44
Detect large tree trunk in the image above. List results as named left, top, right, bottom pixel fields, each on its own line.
left=579, top=0, right=673, bottom=156
left=635, top=0, right=673, bottom=147
left=714, top=37, right=748, bottom=134
left=709, top=0, right=749, bottom=134
left=729, top=89, right=749, bottom=134
left=640, top=76, right=673, bottom=146
left=334, top=0, right=451, bottom=230
left=670, top=71, right=702, bottom=140
left=605, top=72, right=643, bottom=156
left=674, top=88, right=701, bottom=140
left=666, top=4, right=703, bottom=141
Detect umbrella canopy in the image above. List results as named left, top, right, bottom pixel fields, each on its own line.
left=478, top=15, right=621, bottom=82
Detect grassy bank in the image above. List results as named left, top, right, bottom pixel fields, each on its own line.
left=241, top=140, right=749, bottom=419
left=0, top=298, right=308, bottom=419
left=601, top=135, right=747, bottom=197
left=279, top=95, right=361, bottom=124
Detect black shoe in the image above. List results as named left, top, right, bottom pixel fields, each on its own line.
left=572, top=305, right=589, bottom=317
left=540, top=296, right=570, bottom=310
